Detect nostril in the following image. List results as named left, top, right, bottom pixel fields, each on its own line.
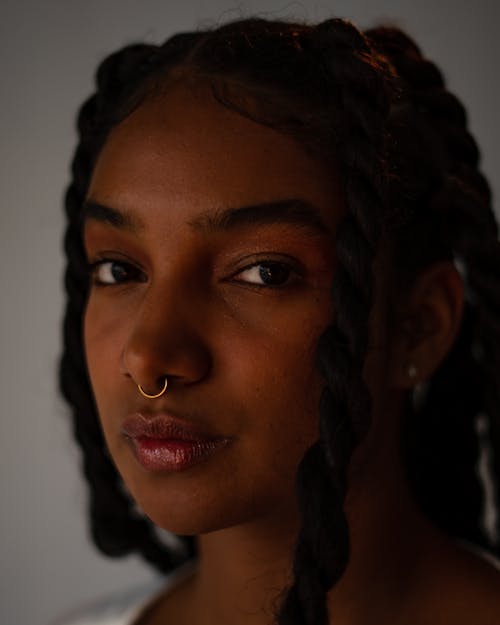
left=120, top=309, right=212, bottom=389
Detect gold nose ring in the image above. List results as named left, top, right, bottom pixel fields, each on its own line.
left=137, top=377, right=168, bottom=399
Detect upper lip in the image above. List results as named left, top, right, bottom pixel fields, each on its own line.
left=121, top=412, right=225, bottom=442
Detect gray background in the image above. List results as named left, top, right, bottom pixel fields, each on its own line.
left=1, top=1, right=498, bottom=624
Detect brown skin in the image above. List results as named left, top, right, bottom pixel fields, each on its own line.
left=83, top=83, right=500, bottom=625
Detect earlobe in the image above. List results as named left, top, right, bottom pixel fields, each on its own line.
left=387, top=261, right=465, bottom=389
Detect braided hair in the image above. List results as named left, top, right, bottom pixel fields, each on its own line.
left=60, top=16, right=500, bottom=625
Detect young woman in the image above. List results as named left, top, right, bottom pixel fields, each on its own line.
left=58, top=15, right=500, bottom=625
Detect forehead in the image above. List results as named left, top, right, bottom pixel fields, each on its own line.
left=88, top=83, right=344, bottom=232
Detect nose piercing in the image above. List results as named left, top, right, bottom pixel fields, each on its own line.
left=138, top=377, right=168, bottom=399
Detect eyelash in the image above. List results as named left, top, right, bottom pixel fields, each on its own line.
left=86, top=257, right=300, bottom=289
left=87, top=258, right=145, bottom=287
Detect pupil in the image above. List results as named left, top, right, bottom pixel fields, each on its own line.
left=259, top=263, right=289, bottom=285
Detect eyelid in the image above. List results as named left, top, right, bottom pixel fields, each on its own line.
left=229, top=251, right=303, bottom=272
left=85, top=247, right=144, bottom=267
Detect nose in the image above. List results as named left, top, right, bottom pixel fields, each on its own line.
left=121, top=286, right=212, bottom=394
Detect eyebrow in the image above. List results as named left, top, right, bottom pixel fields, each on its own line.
left=81, top=198, right=331, bottom=235
left=81, top=201, right=144, bottom=232
left=190, top=199, right=331, bottom=235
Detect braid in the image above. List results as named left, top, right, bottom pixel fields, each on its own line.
left=276, top=19, right=393, bottom=625
left=366, top=26, right=500, bottom=552
left=62, top=19, right=396, bottom=623
left=61, top=16, right=500, bottom=625
left=60, top=40, right=200, bottom=572
left=187, top=19, right=395, bottom=625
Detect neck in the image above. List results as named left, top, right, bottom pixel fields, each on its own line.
left=178, top=478, right=443, bottom=625
left=159, top=397, right=453, bottom=625
left=324, top=392, right=453, bottom=624
left=188, top=506, right=299, bottom=625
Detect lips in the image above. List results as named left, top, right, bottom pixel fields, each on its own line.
left=121, top=412, right=230, bottom=472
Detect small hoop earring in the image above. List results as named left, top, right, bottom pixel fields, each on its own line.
left=138, top=377, right=168, bottom=399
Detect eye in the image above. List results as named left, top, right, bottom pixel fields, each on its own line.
left=88, top=259, right=144, bottom=286
left=234, top=261, right=295, bottom=287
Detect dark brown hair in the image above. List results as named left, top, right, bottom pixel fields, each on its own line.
left=60, top=17, right=500, bottom=625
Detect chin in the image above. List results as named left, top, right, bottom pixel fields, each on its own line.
left=132, top=486, right=264, bottom=536
left=121, top=465, right=289, bottom=537
left=111, top=441, right=297, bottom=536
left=146, top=509, right=241, bottom=536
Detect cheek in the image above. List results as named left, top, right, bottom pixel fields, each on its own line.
left=81, top=286, right=330, bottom=533
left=215, top=290, right=332, bottom=476
left=83, top=298, right=127, bottom=413
left=219, top=312, right=326, bottom=465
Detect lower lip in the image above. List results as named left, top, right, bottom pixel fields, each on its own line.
left=129, top=437, right=230, bottom=472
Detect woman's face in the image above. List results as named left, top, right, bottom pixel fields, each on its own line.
left=83, top=82, right=347, bottom=535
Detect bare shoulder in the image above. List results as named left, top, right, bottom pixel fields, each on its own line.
left=455, top=546, right=500, bottom=622
left=422, top=542, right=500, bottom=625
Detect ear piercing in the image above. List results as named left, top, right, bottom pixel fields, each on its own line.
left=138, top=377, right=168, bottom=399
left=407, top=363, right=418, bottom=380
left=407, top=362, right=428, bottom=412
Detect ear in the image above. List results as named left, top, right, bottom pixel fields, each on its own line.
left=387, top=261, right=465, bottom=388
